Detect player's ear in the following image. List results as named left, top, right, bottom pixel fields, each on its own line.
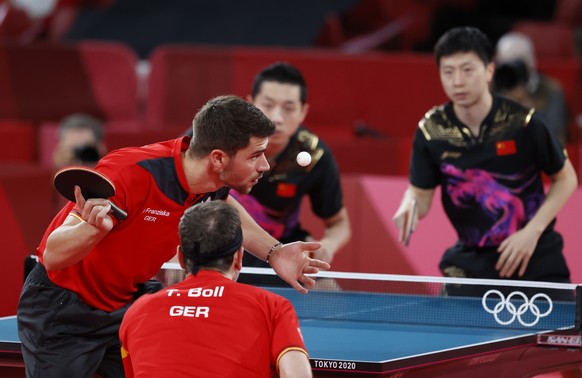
left=233, top=248, right=244, bottom=271
left=298, top=102, right=309, bottom=123
left=209, top=149, right=228, bottom=169
left=486, top=61, right=495, bottom=83
left=246, top=94, right=254, bottom=103
left=177, top=246, right=185, bottom=269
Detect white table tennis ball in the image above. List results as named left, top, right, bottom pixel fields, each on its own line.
left=296, top=151, right=312, bottom=167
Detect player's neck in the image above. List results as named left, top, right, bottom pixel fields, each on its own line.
left=182, top=152, right=222, bottom=194
left=453, top=93, right=492, bottom=136
left=202, top=267, right=237, bottom=281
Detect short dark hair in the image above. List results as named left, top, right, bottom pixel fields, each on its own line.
left=179, top=200, right=242, bottom=274
left=58, top=113, right=104, bottom=142
left=434, top=26, right=493, bottom=66
left=188, top=95, right=275, bottom=158
left=251, top=62, right=308, bottom=104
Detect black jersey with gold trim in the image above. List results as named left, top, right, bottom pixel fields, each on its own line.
left=410, top=96, right=566, bottom=247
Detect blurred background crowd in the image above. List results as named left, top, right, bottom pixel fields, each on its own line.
left=1, top=0, right=581, bottom=316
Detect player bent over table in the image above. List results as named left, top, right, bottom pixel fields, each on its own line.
left=17, top=95, right=328, bottom=378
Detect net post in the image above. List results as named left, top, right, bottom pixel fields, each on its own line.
left=576, top=285, right=581, bottom=332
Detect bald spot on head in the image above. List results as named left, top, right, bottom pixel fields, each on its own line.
left=495, top=32, right=536, bottom=70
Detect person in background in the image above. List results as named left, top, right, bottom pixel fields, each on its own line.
left=52, top=112, right=106, bottom=169
left=51, top=113, right=107, bottom=212
left=240, top=62, right=351, bottom=269
left=493, top=59, right=534, bottom=109
left=495, top=32, right=569, bottom=145
left=183, top=63, right=351, bottom=285
left=393, top=26, right=577, bottom=283
left=18, top=95, right=328, bottom=378
left=119, top=200, right=312, bottom=378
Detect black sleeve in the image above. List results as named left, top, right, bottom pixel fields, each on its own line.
left=308, top=142, right=344, bottom=219
left=409, top=127, right=440, bottom=189
left=527, top=113, right=566, bottom=176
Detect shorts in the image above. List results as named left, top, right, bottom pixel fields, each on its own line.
left=17, top=263, right=128, bottom=378
left=439, top=230, right=570, bottom=283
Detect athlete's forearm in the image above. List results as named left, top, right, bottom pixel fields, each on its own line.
left=523, top=159, right=577, bottom=236
left=396, top=185, right=435, bottom=220
left=43, top=216, right=109, bottom=270
left=320, top=207, right=351, bottom=256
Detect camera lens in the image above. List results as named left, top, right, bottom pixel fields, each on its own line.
left=74, top=145, right=100, bottom=163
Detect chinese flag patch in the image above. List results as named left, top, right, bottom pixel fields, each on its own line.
left=276, top=183, right=297, bottom=198
left=496, top=140, right=516, bottom=156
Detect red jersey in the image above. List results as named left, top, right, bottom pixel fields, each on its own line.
left=37, top=137, right=230, bottom=311
left=119, top=270, right=308, bottom=378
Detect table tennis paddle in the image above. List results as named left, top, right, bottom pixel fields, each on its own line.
left=53, top=167, right=128, bottom=221
left=404, top=199, right=417, bottom=247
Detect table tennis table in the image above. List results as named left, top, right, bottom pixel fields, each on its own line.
left=263, top=270, right=582, bottom=377
left=1, top=270, right=581, bottom=377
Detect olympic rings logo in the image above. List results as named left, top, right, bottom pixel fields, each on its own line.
left=481, top=290, right=553, bottom=327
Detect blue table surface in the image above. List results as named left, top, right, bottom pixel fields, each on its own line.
left=266, top=287, right=576, bottom=363
left=301, top=319, right=536, bottom=362
left=1, top=288, right=576, bottom=365
left=0, top=314, right=538, bottom=361
left=0, top=316, right=18, bottom=346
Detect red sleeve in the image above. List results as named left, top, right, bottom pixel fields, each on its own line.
left=269, top=297, right=308, bottom=369
left=120, top=345, right=134, bottom=378
left=119, top=313, right=135, bottom=378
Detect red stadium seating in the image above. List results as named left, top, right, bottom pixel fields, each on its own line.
left=145, top=45, right=446, bottom=138
left=145, top=45, right=445, bottom=175
left=0, top=120, right=36, bottom=162
left=145, top=45, right=233, bottom=131
left=78, top=41, right=140, bottom=128
left=554, top=0, right=582, bottom=26
left=512, top=21, right=578, bottom=59
left=144, top=44, right=582, bottom=176
left=0, top=41, right=139, bottom=126
left=0, top=3, right=42, bottom=44
left=0, top=164, right=54, bottom=316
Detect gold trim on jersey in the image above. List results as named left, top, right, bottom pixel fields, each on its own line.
left=524, top=107, right=535, bottom=126
left=297, top=129, right=319, bottom=150
left=120, top=345, right=129, bottom=359
left=441, top=151, right=462, bottom=160
left=419, top=100, right=534, bottom=147
left=419, top=106, right=466, bottom=147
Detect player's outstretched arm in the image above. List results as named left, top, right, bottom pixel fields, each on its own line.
left=268, top=241, right=327, bottom=293
left=392, top=185, right=435, bottom=244
left=227, top=196, right=330, bottom=293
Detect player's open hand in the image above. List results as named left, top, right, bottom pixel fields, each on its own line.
left=269, top=241, right=330, bottom=294
left=496, top=228, right=539, bottom=278
left=392, top=199, right=418, bottom=245
left=74, top=185, right=114, bottom=233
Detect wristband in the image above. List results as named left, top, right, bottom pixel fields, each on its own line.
left=69, top=211, right=85, bottom=223
left=265, top=242, right=282, bottom=264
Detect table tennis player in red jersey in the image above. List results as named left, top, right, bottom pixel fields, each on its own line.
left=120, top=200, right=312, bottom=378
left=17, top=95, right=327, bottom=378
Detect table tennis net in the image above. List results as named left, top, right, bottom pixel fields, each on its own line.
left=157, top=264, right=580, bottom=332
